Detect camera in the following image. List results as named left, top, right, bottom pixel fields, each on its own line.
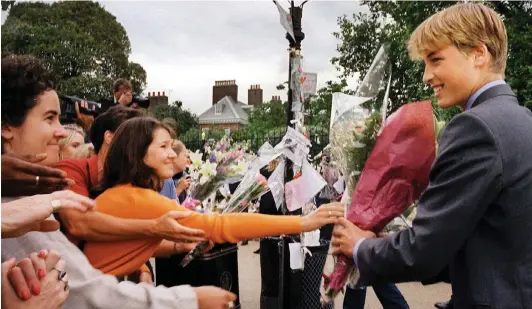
left=128, top=94, right=150, bottom=109
left=59, top=93, right=151, bottom=124
left=59, top=95, right=102, bottom=124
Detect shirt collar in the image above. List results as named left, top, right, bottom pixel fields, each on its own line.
left=465, top=80, right=506, bottom=110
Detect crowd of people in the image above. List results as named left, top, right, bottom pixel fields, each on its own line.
left=0, top=52, right=344, bottom=309
left=2, top=3, right=532, bottom=309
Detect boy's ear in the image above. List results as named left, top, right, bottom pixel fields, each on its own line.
left=473, top=44, right=490, bottom=67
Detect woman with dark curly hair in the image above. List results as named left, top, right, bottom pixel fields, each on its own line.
left=2, top=54, right=64, bottom=165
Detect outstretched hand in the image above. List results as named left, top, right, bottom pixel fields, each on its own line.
left=2, top=191, right=96, bottom=238
left=1, top=154, right=74, bottom=196
left=300, top=202, right=345, bottom=232
left=149, top=211, right=206, bottom=242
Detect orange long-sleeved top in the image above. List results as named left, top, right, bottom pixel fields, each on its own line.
left=83, top=184, right=302, bottom=277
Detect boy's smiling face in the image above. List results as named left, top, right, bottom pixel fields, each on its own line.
left=422, top=44, right=485, bottom=110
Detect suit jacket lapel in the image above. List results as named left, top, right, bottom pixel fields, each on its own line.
left=471, top=84, right=517, bottom=109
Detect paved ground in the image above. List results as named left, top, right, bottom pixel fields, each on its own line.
left=238, top=241, right=451, bottom=309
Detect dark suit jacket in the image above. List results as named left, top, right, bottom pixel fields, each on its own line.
left=357, top=84, right=532, bottom=308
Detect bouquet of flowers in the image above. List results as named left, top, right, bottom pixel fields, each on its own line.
left=322, top=46, right=447, bottom=301
left=180, top=171, right=270, bottom=267
left=182, top=149, right=246, bottom=210
left=223, top=173, right=270, bottom=213
left=323, top=100, right=444, bottom=300
left=328, top=45, right=390, bottom=208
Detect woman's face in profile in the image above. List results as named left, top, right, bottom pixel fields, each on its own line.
left=1, top=90, right=67, bottom=166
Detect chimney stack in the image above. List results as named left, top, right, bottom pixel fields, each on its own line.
left=248, top=84, right=263, bottom=106
left=212, top=80, right=238, bottom=105
left=146, top=90, right=169, bottom=110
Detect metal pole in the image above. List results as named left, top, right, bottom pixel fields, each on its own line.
left=279, top=2, right=306, bottom=309
left=283, top=0, right=296, bottom=196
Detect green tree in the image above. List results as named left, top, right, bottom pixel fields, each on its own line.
left=1, top=1, right=147, bottom=100
left=127, top=62, right=147, bottom=95
left=332, top=1, right=532, bottom=118
left=247, top=99, right=288, bottom=134
left=151, top=104, right=199, bottom=136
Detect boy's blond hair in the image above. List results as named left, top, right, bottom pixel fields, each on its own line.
left=408, top=3, right=508, bottom=73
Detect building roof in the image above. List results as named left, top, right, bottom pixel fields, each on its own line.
left=198, top=96, right=251, bottom=125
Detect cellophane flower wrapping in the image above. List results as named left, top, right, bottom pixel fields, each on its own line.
left=323, top=46, right=389, bottom=301
left=183, top=148, right=246, bottom=210
left=323, top=100, right=443, bottom=300
left=223, top=172, right=270, bottom=214
left=180, top=171, right=270, bottom=267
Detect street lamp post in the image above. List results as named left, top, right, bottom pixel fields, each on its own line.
left=281, top=0, right=307, bottom=209
left=285, top=0, right=306, bottom=128
left=273, top=2, right=309, bottom=309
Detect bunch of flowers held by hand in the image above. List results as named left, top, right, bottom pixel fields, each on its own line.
left=180, top=171, right=270, bottom=267
left=223, top=173, right=269, bottom=214
left=183, top=149, right=245, bottom=210
left=323, top=99, right=445, bottom=301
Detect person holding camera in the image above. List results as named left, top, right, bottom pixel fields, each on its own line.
left=99, top=79, right=138, bottom=112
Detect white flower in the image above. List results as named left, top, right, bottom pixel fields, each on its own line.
left=189, top=150, right=203, bottom=171
left=199, top=161, right=217, bottom=183
left=233, top=159, right=250, bottom=175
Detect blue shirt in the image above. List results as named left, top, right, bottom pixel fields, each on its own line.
left=352, top=80, right=506, bottom=266
left=160, top=178, right=177, bottom=200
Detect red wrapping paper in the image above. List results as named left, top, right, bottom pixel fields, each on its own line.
left=325, top=100, right=437, bottom=296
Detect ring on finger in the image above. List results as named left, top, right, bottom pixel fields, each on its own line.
left=35, top=175, right=40, bottom=186
left=51, top=200, right=62, bottom=213
left=61, top=277, right=69, bottom=291
left=328, top=211, right=332, bottom=217
left=52, top=267, right=67, bottom=281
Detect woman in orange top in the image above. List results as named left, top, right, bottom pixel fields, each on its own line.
left=83, top=117, right=344, bottom=277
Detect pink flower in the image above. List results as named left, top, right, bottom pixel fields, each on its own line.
left=182, top=197, right=201, bottom=210
left=256, top=174, right=268, bottom=186
left=227, top=150, right=244, bottom=160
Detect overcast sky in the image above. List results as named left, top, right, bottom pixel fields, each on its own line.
left=2, top=1, right=365, bottom=114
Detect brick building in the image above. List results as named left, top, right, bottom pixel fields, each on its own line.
left=146, top=91, right=169, bottom=112
left=198, top=80, right=265, bottom=132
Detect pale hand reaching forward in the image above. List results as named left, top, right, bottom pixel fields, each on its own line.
left=2, top=191, right=96, bottom=238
